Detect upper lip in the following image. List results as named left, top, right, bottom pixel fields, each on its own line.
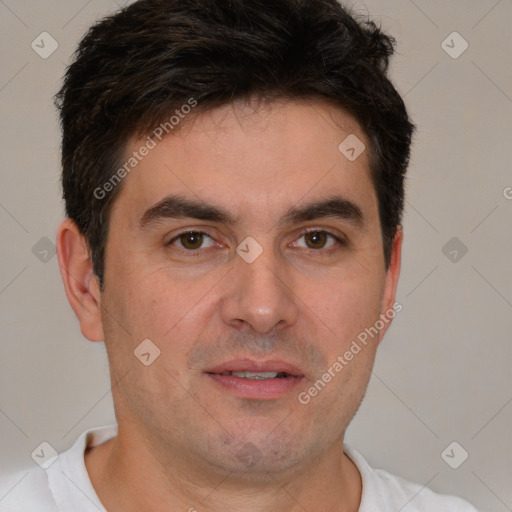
left=205, top=358, right=304, bottom=377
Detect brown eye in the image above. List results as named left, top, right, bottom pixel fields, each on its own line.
left=294, top=230, right=339, bottom=251
left=304, top=231, right=329, bottom=249
left=170, top=231, right=214, bottom=250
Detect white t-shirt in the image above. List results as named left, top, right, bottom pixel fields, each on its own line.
left=0, top=424, right=478, bottom=511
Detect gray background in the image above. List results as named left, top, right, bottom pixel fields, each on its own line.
left=1, top=0, right=511, bottom=509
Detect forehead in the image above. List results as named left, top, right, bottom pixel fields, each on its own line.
left=111, top=99, right=377, bottom=226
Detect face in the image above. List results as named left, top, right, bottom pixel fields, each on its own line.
left=98, top=99, right=400, bottom=479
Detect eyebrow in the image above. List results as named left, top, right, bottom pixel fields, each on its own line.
left=279, top=196, right=365, bottom=228
left=139, top=195, right=238, bottom=228
left=139, top=194, right=365, bottom=229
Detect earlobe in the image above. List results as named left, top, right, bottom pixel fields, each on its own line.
left=378, top=226, right=403, bottom=343
left=56, top=219, right=105, bottom=342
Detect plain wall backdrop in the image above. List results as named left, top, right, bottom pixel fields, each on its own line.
left=0, top=0, right=511, bottom=509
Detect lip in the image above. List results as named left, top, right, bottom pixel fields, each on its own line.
left=204, top=358, right=305, bottom=400
left=206, top=358, right=304, bottom=377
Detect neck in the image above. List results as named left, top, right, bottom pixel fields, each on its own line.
left=85, top=425, right=362, bottom=512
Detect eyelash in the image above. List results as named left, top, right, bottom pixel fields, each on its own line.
left=167, top=228, right=346, bottom=255
left=294, top=227, right=346, bottom=254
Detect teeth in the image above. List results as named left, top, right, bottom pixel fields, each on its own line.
left=230, top=371, right=280, bottom=380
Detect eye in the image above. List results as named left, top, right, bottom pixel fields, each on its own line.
left=169, top=231, right=216, bottom=251
left=294, top=230, right=340, bottom=251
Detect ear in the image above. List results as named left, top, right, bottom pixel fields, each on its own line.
left=377, top=226, right=403, bottom=344
left=56, top=219, right=105, bottom=342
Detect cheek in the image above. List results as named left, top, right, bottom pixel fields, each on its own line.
left=305, top=268, right=385, bottom=347
left=111, top=268, right=220, bottom=347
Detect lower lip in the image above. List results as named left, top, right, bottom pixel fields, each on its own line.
left=205, top=373, right=304, bottom=400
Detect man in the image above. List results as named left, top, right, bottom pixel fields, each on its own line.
left=2, top=0, right=478, bottom=510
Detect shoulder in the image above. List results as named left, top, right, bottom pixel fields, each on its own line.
left=0, top=424, right=117, bottom=512
left=0, top=467, right=58, bottom=512
left=345, top=446, right=479, bottom=512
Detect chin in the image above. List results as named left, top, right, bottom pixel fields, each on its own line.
left=201, top=422, right=316, bottom=478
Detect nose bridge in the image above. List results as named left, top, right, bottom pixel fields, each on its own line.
left=220, top=242, right=299, bottom=333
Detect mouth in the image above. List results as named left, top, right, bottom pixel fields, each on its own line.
left=215, top=371, right=290, bottom=380
left=204, top=359, right=305, bottom=400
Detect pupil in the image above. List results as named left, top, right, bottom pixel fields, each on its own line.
left=305, top=231, right=326, bottom=249
left=181, top=232, right=203, bottom=249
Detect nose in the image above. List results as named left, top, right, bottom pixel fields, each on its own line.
left=220, top=247, right=299, bottom=334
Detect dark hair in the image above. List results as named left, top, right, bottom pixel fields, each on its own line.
left=55, top=0, right=414, bottom=287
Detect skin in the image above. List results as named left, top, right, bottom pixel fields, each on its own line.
left=57, top=99, right=402, bottom=512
